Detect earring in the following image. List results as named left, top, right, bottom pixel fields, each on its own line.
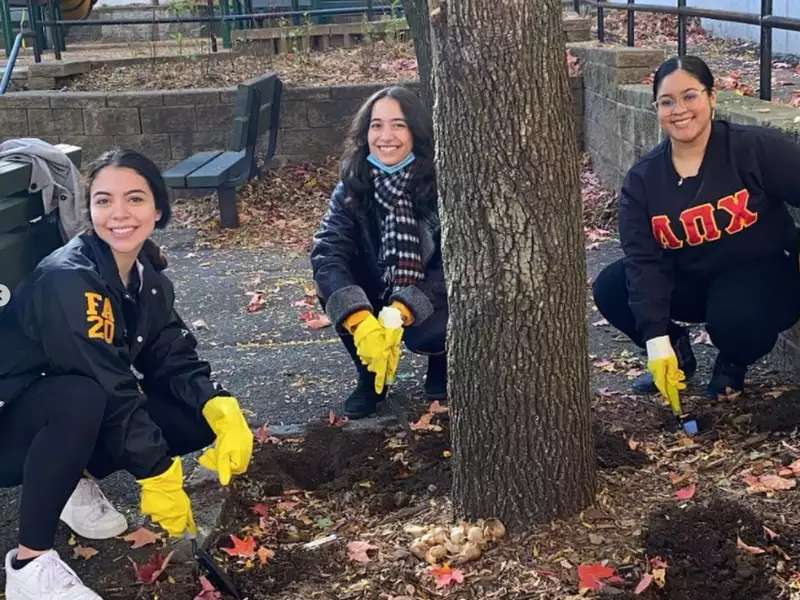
left=711, top=108, right=716, bottom=120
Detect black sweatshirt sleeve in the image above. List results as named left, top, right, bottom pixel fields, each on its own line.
left=752, top=127, right=800, bottom=207
left=618, top=170, right=675, bottom=341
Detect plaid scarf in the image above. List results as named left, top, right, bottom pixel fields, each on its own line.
left=372, top=165, right=425, bottom=291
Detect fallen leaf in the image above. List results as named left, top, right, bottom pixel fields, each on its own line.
left=122, top=527, right=162, bottom=549
left=650, top=557, right=668, bottom=587
left=129, top=551, right=174, bottom=584
left=328, top=410, right=348, bottom=427
left=743, top=473, right=797, bottom=493
left=256, top=546, right=275, bottom=565
left=634, top=572, right=653, bottom=594
left=73, top=545, right=98, bottom=560
left=628, top=437, right=640, bottom=451
left=764, top=525, right=780, bottom=540
left=577, top=562, right=622, bottom=591
left=276, top=499, right=299, bottom=511
left=430, top=565, right=464, bottom=588
left=222, top=535, right=257, bottom=559
left=315, top=516, right=333, bottom=529
left=254, top=423, right=279, bottom=445
left=251, top=503, right=269, bottom=517
left=347, top=540, right=378, bottom=564
left=737, top=536, right=767, bottom=555
left=191, top=318, right=210, bottom=331
left=675, top=483, right=696, bottom=501
left=245, top=292, right=266, bottom=313
left=193, top=576, right=222, bottom=600
left=306, top=314, right=331, bottom=330
left=427, top=400, right=448, bottom=414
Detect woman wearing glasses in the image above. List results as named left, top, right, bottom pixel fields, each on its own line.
left=592, top=55, right=800, bottom=403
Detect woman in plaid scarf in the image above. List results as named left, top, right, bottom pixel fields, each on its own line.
left=311, top=86, right=447, bottom=419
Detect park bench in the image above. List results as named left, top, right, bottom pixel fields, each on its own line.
left=0, top=142, right=81, bottom=312
left=163, top=72, right=283, bottom=229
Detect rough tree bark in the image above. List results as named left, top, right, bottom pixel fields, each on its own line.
left=430, top=0, right=596, bottom=531
left=400, top=0, right=433, bottom=110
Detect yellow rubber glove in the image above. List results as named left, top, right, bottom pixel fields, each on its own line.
left=646, top=336, right=687, bottom=412
left=390, top=300, right=414, bottom=326
left=198, top=396, right=254, bottom=486
left=379, top=305, right=405, bottom=392
left=353, top=313, right=389, bottom=391
left=137, top=458, right=196, bottom=537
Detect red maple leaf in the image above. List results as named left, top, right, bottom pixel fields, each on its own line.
left=222, top=535, right=257, bottom=559
left=430, top=565, right=464, bottom=588
left=129, top=551, right=174, bottom=584
left=675, top=483, right=697, bottom=501
left=578, top=562, right=622, bottom=591
left=193, top=575, right=222, bottom=600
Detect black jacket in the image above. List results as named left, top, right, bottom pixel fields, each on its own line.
left=619, top=119, right=800, bottom=341
left=0, top=233, right=222, bottom=478
left=310, top=180, right=446, bottom=329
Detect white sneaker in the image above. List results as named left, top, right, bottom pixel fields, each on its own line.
left=59, top=478, right=128, bottom=539
left=4, top=549, right=102, bottom=600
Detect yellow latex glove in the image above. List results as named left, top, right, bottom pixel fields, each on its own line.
left=647, top=354, right=687, bottom=412
left=353, top=313, right=390, bottom=392
left=379, top=305, right=405, bottom=392
left=198, top=396, right=254, bottom=486
left=137, top=457, right=196, bottom=537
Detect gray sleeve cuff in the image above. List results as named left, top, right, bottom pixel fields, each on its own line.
left=325, top=285, right=373, bottom=328
left=390, top=285, right=434, bottom=326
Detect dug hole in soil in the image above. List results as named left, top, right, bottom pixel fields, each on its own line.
left=152, top=405, right=800, bottom=599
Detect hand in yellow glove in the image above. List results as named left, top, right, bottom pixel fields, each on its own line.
left=352, top=312, right=390, bottom=390
left=198, top=395, right=253, bottom=486
left=646, top=336, right=687, bottom=412
left=378, top=305, right=405, bottom=392
left=137, top=457, right=196, bottom=537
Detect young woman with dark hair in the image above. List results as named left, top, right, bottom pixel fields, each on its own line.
left=592, top=55, right=800, bottom=404
left=0, top=149, right=253, bottom=599
left=311, top=85, right=447, bottom=419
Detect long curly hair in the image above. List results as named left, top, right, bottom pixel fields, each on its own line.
left=340, top=85, right=437, bottom=217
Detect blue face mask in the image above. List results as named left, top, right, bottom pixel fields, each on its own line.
left=367, top=152, right=416, bottom=174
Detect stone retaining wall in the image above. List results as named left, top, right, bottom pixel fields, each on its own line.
left=0, top=78, right=584, bottom=168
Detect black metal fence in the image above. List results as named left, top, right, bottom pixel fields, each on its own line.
left=573, top=0, right=800, bottom=102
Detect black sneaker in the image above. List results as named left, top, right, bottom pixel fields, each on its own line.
left=632, top=333, right=697, bottom=394
left=343, top=373, right=386, bottom=419
left=424, top=354, right=447, bottom=400
left=707, top=354, right=746, bottom=398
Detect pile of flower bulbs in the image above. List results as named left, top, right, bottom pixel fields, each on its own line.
left=406, top=519, right=506, bottom=564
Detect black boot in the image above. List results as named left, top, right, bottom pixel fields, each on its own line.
left=707, top=354, right=746, bottom=398
left=632, top=332, right=697, bottom=394
left=424, top=354, right=447, bottom=400
left=343, top=372, right=386, bottom=419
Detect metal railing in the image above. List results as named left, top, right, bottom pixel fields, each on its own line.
left=573, top=0, right=800, bottom=101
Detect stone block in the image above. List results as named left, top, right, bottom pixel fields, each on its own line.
left=107, top=92, right=164, bottom=108
left=0, top=92, right=51, bottom=108
left=163, top=89, right=222, bottom=106
left=28, top=60, right=90, bottom=78
left=28, top=109, right=84, bottom=136
left=616, top=65, right=656, bottom=86
left=306, top=99, right=362, bottom=128
left=27, top=77, right=57, bottom=91
left=68, top=135, right=114, bottom=165
left=285, top=86, right=331, bottom=101
left=278, top=126, right=346, bottom=158
left=169, top=130, right=228, bottom=159
left=280, top=103, right=308, bottom=129
left=112, top=133, right=171, bottom=163
left=84, top=108, right=140, bottom=136
left=219, top=89, right=238, bottom=104
left=632, top=107, right=660, bottom=150
left=617, top=104, right=635, bottom=143
left=140, top=106, right=195, bottom=134
left=0, top=109, right=28, bottom=136
left=49, top=92, right=107, bottom=109
left=195, top=104, right=235, bottom=131
left=613, top=48, right=665, bottom=69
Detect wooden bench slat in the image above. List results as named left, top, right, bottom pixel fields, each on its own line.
left=185, top=150, right=248, bottom=188
left=163, top=150, right=224, bottom=187
left=0, top=195, right=43, bottom=234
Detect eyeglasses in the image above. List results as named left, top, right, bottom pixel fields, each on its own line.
left=652, top=89, right=709, bottom=113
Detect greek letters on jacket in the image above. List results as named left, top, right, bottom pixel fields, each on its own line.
left=650, top=188, right=759, bottom=250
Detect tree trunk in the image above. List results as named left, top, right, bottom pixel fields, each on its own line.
left=430, top=0, right=595, bottom=531
left=400, top=0, right=433, bottom=110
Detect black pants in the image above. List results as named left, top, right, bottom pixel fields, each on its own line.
left=339, top=302, right=448, bottom=378
left=0, top=374, right=213, bottom=550
left=592, top=256, right=800, bottom=366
